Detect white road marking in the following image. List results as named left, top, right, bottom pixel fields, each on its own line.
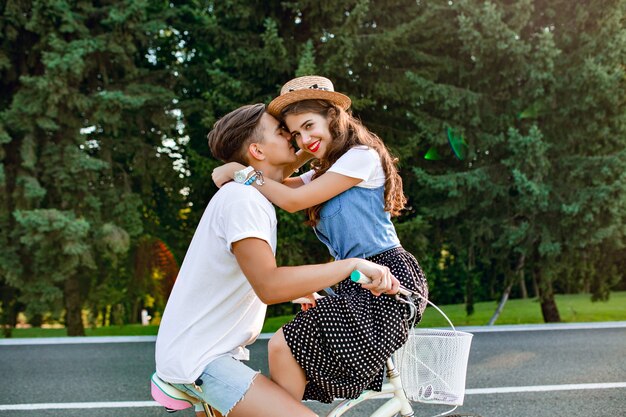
left=0, top=401, right=158, bottom=410
left=1, top=382, right=624, bottom=410
left=465, top=382, right=626, bottom=394
left=0, top=336, right=157, bottom=345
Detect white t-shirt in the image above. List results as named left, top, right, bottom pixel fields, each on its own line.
left=155, top=182, right=277, bottom=384
left=300, top=146, right=386, bottom=188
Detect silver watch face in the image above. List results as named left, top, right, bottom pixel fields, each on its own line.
left=234, top=171, right=247, bottom=183
left=234, top=167, right=252, bottom=183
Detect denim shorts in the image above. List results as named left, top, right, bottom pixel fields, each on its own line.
left=171, top=355, right=259, bottom=415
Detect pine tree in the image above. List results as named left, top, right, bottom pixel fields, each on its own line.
left=407, top=0, right=626, bottom=321
left=529, top=0, right=626, bottom=318
left=404, top=0, right=626, bottom=321
left=269, top=0, right=626, bottom=322
left=0, top=1, right=183, bottom=335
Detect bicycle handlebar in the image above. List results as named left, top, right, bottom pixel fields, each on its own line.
left=350, top=270, right=414, bottom=297
left=292, top=269, right=415, bottom=304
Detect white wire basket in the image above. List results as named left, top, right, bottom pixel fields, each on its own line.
left=395, top=300, right=473, bottom=406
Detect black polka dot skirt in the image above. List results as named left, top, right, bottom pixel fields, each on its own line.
left=282, top=247, right=428, bottom=403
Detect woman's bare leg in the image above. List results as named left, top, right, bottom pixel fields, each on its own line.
left=228, top=373, right=317, bottom=417
left=268, top=328, right=307, bottom=400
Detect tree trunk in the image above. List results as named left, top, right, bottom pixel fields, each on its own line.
left=539, top=293, right=561, bottom=322
left=466, top=246, right=475, bottom=316
left=30, top=313, right=43, bottom=327
left=531, top=269, right=539, bottom=298
left=64, top=275, right=85, bottom=336
left=488, top=253, right=526, bottom=325
left=519, top=270, right=528, bottom=299
left=131, top=299, right=140, bottom=325
left=534, top=269, right=561, bottom=323
left=1, top=287, right=18, bottom=338
left=488, top=282, right=513, bottom=325
left=465, top=276, right=475, bottom=316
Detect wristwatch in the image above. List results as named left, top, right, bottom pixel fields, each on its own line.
left=234, top=166, right=254, bottom=184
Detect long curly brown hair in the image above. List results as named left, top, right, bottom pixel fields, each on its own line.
left=280, top=99, right=407, bottom=226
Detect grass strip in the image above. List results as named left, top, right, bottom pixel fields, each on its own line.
left=3, top=292, right=624, bottom=338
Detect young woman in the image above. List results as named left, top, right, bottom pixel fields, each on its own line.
left=212, top=76, right=429, bottom=404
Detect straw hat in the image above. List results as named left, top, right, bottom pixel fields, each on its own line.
left=267, top=75, right=351, bottom=117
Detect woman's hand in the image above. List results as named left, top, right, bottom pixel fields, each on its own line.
left=354, top=260, right=400, bottom=296
left=292, top=292, right=322, bottom=311
left=212, top=162, right=246, bottom=188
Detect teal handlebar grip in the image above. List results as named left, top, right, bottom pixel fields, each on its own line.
left=351, top=269, right=414, bottom=297
left=350, top=270, right=368, bottom=284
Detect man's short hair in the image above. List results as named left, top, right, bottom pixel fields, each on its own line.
left=207, top=103, right=266, bottom=164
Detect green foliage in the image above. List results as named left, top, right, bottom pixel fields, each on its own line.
left=295, top=39, right=317, bottom=76
left=0, top=0, right=186, bottom=334
left=2, top=0, right=625, bottom=331
left=4, top=291, right=624, bottom=337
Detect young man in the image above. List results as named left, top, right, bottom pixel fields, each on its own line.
left=155, top=104, right=398, bottom=417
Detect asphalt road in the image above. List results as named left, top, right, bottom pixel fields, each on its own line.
left=1, top=323, right=625, bottom=417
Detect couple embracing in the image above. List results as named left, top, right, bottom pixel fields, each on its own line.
left=154, top=75, right=429, bottom=417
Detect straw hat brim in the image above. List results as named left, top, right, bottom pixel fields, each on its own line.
left=267, top=89, right=351, bottom=117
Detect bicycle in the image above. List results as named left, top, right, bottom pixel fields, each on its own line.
left=151, top=271, right=474, bottom=417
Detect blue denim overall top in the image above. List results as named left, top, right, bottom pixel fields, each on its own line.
left=314, top=185, right=401, bottom=260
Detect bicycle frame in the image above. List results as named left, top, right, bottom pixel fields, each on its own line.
left=327, top=357, right=414, bottom=417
